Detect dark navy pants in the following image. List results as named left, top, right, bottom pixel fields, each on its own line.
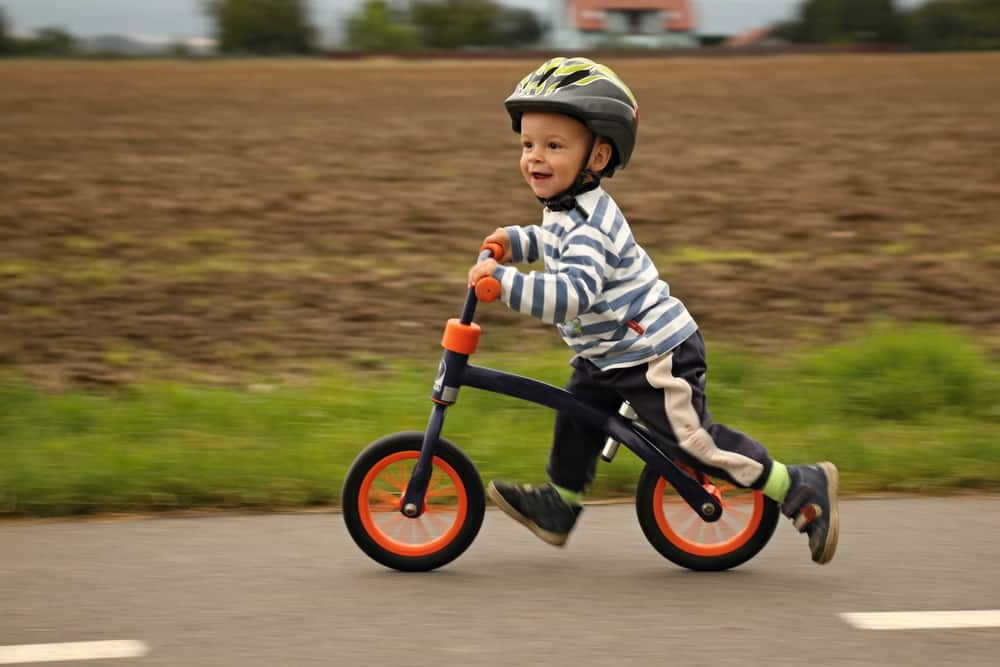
left=547, top=331, right=774, bottom=493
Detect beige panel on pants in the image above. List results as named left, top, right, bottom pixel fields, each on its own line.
left=645, top=353, right=764, bottom=487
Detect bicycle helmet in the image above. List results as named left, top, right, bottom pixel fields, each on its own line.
left=505, top=56, right=639, bottom=179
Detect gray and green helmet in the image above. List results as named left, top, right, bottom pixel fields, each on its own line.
left=504, top=57, right=639, bottom=176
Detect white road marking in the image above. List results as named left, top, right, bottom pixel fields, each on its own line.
left=840, top=610, right=1000, bottom=630
left=0, top=640, right=148, bottom=664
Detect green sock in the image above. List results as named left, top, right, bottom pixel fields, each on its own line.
left=761, top=461, right=791, bottom=503
left=552, top=484, right=582, bottom=507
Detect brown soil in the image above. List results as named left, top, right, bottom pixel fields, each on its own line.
left=1, top=54, right=999, bottom=389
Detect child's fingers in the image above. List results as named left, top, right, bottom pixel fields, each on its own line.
left=483, top=228, right=511, bottom=262
left=484, top=228, right=507, bottom=244
left=467, top=259, right=497, bottom=287
left=467, top=264, right=485, bottom=287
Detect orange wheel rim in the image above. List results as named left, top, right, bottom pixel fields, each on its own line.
left=652, top=476, right=765, bottom=557
left=358, top=451, right=468, bottom=557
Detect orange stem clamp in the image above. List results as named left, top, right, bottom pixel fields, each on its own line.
left=441, top=319, right=481, bottom=355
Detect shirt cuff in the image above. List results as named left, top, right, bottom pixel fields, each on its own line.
left=492, top=264, right=511, bottom=302
left=505, top=226, right=525, bottom=263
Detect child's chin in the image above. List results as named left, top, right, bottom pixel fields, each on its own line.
left=531, top=184, right=558, bottom=199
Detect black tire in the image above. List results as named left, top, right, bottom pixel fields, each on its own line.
left=635, top=464, right=779, bottom=571
left=342, top=431, right=485, bottom=572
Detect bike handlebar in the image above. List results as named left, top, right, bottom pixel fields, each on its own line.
left=474, top=242, right=504, bottom=303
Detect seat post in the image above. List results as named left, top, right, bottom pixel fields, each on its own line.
left=600, top=401, right=638, bottom=462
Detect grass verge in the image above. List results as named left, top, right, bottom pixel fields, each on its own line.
left=1, top=324, right=998, bottom=517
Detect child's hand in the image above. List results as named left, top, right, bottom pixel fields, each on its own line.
left=482, top=228, right=511, bottom=263
left=468, top=258, right=498, bottom=288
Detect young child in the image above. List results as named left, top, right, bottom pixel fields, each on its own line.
left=467, top=57, right=839, bottom=565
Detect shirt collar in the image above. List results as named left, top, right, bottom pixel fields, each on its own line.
left=543, top=185, right=605, bottom=219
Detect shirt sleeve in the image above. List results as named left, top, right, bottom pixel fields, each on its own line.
left=504, top=225, right=541, bottom=264
left=493, top=224, right=611, bottom=325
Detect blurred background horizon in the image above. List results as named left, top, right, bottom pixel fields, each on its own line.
left=2, top=0, right=929, bottom=52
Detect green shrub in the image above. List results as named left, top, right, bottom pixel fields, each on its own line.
left=794, top=324, right=998, bottom=421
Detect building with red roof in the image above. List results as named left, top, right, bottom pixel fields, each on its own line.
left=550, top=0, right=699, bottom=49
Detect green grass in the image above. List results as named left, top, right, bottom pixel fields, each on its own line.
left=1, top=323, right=998, bottom=517
left=652, top=246, right=791, bottom=269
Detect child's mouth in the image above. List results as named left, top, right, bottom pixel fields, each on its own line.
left=531, top=172, right=551, bottom=182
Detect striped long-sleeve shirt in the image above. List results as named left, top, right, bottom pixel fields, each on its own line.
left=492, top=187, right=697, bottom=370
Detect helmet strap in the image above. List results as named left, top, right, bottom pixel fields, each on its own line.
left=539, top=134, right=603, bottom=213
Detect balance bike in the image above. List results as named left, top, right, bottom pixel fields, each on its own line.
left=342, top=244, right=779, bottom=572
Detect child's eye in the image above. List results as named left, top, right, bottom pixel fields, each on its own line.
left=548, top=142, right=561, bottom=150
left=522, top=141, right=533, bottom=150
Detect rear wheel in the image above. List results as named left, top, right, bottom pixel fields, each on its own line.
left=635, top=464, right=779, bottom=571
left=342, top=432, right=485, bottom=572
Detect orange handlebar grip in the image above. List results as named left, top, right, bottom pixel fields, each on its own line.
left=475, top=276, right=501, bottom=302
left=480, top=241, right=505, bottom=263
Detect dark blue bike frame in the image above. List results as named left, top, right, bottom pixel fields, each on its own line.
left=400, top=281, right=723, bottom=523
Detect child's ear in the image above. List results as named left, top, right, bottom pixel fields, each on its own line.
left=590, top=138, right=613, bottom=173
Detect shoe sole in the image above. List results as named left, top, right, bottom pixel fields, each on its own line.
left=816, top=461, right=840, bottom=564
left=487, top=482, right=569, bottom=547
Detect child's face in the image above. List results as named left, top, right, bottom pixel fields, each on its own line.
left=519, top=112, right=606, bottom=200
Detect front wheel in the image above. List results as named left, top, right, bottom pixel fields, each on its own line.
left=342, top=432, right=485, bottom=572
left=635, top=464, right=779, bottom=571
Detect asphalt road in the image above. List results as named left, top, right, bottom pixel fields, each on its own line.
left=2, top=498, right=999, bottom=666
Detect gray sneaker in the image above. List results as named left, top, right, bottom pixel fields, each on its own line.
left=781, top=462, right=840, bottom=564
left=487, top=481, right=582, bottom=547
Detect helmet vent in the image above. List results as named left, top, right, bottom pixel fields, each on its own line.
left=558, top=70, right=591, bottom=88
left=537, top=66, right=559, bottom=86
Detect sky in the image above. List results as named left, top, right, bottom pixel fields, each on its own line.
left=1, top=0, right=924, bottom=40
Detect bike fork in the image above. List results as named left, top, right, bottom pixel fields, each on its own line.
left=400, top=347, right=469, bottom=517
left=400, top=403, right=447, bottom=517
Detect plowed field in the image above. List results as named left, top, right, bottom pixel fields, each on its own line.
left=2, top=54, right=999, bottom=388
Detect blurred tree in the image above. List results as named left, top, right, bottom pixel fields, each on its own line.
left=788, top=0, right=903, bottom=43
left=698, top=34, right=730, bottom=47
left=494, top=7, right=544, bottom=47
left=410, top=0, right=542, bottom=48
left=906, top=0, right=1000, bottom=50
left=170, top=40, right=193, bottom=58
left=0, top=8, right=12, bottom=55
left=24, top=27, right=78, bottom=55
left=771, top=19, right=804, bottom=42
left=843, top=0, right=904, bottom=42
left=203, top=0, right=315, bottom=54
left=345, top=0, right=419, bottom=50
left=410, top=0, right=501, bottom=48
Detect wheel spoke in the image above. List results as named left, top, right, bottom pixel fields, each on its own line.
left=675, top=512, right=701, bottom=538
left=383, top=467, right=411, bottom=491
left=423, top=510, right=451, bottom=534
left=414, top=517, right=432, bottom=543
left=369, top=488, right=400, bottom=505
left=662, top=497, right=688, bottom=513
left=724, top=504, right=751, bottom=519
left=428, top=477, right=453, bottom=492
left=426, top=485, right=456, bottom=500
left=663, top=498, right=699, bottom=529
left=713, top=518, right=734, bottom=541
left=378, top=512, right=406, bottom=537
left=718, top=511, right=741, bottom=534
left=692, top=521, right=708, bottom=544
left=727, top=492, right=753, bottom=505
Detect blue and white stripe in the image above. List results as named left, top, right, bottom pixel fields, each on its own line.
left=493, top=188, right=698, bottom=370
